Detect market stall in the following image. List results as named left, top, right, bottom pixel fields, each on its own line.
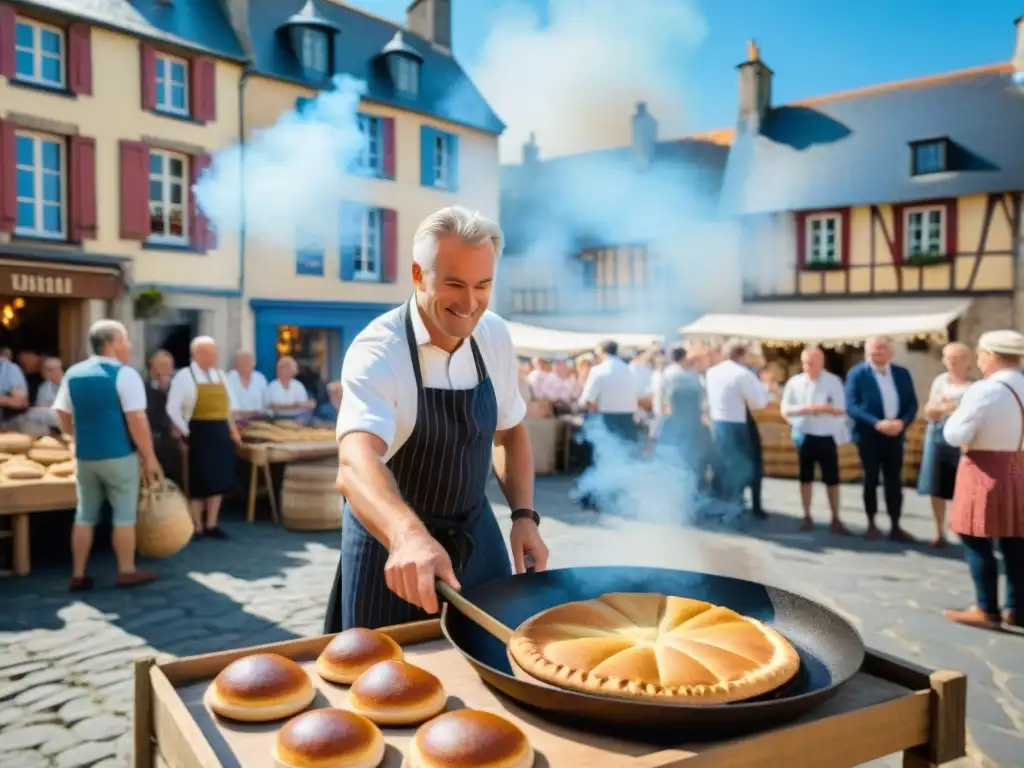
left=507, top=321, right=663, bottom=358
left=0, top=432, right=77, bottom=576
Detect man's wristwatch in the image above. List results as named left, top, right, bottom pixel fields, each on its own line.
left=511, top=508, right=540, bottom=526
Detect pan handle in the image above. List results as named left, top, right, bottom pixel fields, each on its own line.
left=435, top=579, right=514, bottom=644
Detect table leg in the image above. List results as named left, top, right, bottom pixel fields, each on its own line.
left=246, top=463, right=258, bottom=524
left=12, top=514, right=30, bottom=576
left=262, top=463, right=280, bottom=524
left=901, top=669, right=968, bottom=768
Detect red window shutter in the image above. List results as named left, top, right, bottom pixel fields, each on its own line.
left=0, top=119, right=15, bottom=233
left=190, top=153, right=214, bottom=251
left=119, top=140, right=150, bottom=240
left=891, top=204, right=905, bottom=263
left=382, top=117, right=396, bottom=179
left=140, top=43, right=157, bottom=110
left=944, top=199, right=957, bottom=258
left=382, top=208, right=398, bottom=282
left=190, top=57, right=216, bottom=122
left=794, top=211, right=807, bottom=269
left=67, top=23, right=93, bottom=96
left=69, top=136, right=97, bottom=242
left=0, top=3, right=14, bottom=80
left=839, top=208, right=851, bottom=267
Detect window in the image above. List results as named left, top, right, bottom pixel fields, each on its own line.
left=911, top=140, right=947, bottom=176
left=148, top=150, right=188, bottom=243
left=299, top=29, right=329, bottom=77
left=433, top=134, right=448, bottom=188
left=905, top=207, right=945, bottom=257
left=356, top=114, right=383, bottom=176
left=393, top=56, right=419, bottom=97
left=15, top=132, right=64, bottom=239
left=14, top=18, right=64, bottom=89
left=806, top=214, right=841, bottom=265
left=155, top=54, right=188, bottom=115
left=353, top=208, right=383, bottom=280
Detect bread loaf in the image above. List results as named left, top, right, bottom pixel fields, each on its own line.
left=0, top=432, right=33, bottom=454
left=46, top=460, right=77, bottom=479
left=1, top=458, right=47, bottom=480
left=28, top=447, right=73, bottom=466
left=32, top=436, right=64, bottom=449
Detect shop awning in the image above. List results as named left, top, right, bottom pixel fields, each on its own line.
left=679, top=298, right=972, bottom=345
left=505, top=321, right=663, bottom=357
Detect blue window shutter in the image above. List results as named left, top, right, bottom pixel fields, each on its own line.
left=420, top=125, right=435, bottom=187
left=339, top=202, right=359, bottom=281
left=446, top=132, right=460, bottom=193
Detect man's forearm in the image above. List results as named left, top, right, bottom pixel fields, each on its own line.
left=493, top=423, right=535, bottom=511
left=126, top=415, right=157, bottom=462
left=339, top=445, right=425, bottom=549
left=57, top=411, right=75, bottom=437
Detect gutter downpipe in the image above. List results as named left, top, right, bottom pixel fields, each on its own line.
left=237, top=65, right=252, bottom=301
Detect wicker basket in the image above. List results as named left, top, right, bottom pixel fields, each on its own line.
left=136, top=479, right=193, bottom=558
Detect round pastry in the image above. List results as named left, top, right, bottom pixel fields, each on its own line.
left=316, top=628, right=404, bottom=684
left=408, top=710, right=533, bottom=768
left=274, top=708, right=384, bottom=768
left=204, top=653, right=316, bottom=722
left=32, top=435, right=64, bottom=449
left=347, top=660, right=446, bottom=725
left=509, top=592, right=800, bottom=705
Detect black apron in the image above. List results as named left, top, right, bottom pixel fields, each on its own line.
left=146, top=379, right=183, bottom=488
left=324, top=302, right=512, bottom=632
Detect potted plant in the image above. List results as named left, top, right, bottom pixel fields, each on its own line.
left=134, top=288, right=165, bottom=320
left=905, top=252, right=945, bottom=267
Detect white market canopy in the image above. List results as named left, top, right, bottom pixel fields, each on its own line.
left=505, top=321, right=663, bottom=357
left=679, top=298, right=972, bottom=346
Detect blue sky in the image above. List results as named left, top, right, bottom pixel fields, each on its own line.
left=356, top=0, right=1020, bottom=127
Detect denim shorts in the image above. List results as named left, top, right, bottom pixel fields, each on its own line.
left=74, top=454, right=141, bottom=527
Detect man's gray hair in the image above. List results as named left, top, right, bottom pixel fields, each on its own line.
left=412, top=206, right=504, bottom=271
left=88, top=320, right=127, bottom=355
left=723, top=339, right=749, bottom=361
left=190, top=335, right=217, bottom=354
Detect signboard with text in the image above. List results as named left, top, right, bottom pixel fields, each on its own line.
left=0, top=264, right=121, bottom=301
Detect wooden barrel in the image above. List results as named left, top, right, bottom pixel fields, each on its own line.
left=281, top=461, right=344, bottom=532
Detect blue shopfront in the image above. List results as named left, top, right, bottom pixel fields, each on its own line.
left=251, top=299, right=397, bottom=384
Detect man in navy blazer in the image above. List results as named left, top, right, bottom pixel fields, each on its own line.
left=845, top=336, right=919, bottom=542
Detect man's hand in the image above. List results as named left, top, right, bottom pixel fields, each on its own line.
left=876, top=419, right=903, bottom=437
left=384, top=527, right=460, bottom=615
left=141, top=454, right=163, bottom=486
left=510, top=518, right=549, bottom=574
left=230, top=426, right=243, bottom=447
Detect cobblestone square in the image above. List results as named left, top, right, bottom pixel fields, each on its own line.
left=0, top=476, right=1020, bottom=767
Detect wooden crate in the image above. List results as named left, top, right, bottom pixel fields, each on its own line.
left=134, top=619, right=967, bottom=768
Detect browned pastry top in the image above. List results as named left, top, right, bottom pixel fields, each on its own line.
left=276, top=709, right=379, bottom=760
left=320, top=628, right=402, bottom=667
left=413, top=710, right=528, bottom=767
left=213, top=654, right=310, bottom=705
left=349, top=660, right=443, bottom=706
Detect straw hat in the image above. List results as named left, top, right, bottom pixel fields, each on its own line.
left=978, top=330, right=1024, bottom=356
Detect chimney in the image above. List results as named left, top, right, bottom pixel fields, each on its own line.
left=736, top=39, right=772, bottom=132
left=1014, top=16, right=1024, bottom=71
left=523, top=132, right=539, bottom=166
left=406, top=0, right=451, bottom=51
left=631, top=102, right=657, bottom=170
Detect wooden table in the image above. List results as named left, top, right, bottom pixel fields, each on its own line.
left=0, top=478, right=77, bottom=576
left=134, top=619, right=967, bottom=768
left=235, top=441, right=337, bottom=525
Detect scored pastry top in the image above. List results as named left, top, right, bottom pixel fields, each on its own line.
left=509, top=592, right=801, bottom=704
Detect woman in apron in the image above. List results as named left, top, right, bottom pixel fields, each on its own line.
left=917, top=343, right=972, bottom=547
left=185, top=368, right=238, bottom=539
left=324, top=303, right=512, bottom=632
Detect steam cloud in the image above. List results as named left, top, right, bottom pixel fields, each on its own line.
left=193, top=75, right=369, bottom=251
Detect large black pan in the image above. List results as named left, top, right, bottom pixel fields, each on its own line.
left=440, top=566, right=865, bottom=739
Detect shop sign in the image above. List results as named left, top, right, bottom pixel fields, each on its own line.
left=0, top=265, right=121, bottom=300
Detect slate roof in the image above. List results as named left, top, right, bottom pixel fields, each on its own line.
left=720, top=65, right=1024, bottom=215
left=500, top=138, right=730, bottom=255
left=12, top=0, right=246, bottom=60
left=246, top=0, right=504, bottom=135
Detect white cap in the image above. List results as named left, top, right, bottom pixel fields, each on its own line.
left=978, top=329, right=1024, bottom=356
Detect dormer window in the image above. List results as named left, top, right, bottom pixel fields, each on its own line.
left=379, top=31, right=423, bottom=98
left=277, top=0, right=341, bottom=83
left=910, top=138, right=948, bottom=176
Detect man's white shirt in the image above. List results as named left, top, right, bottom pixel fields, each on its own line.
left=780, top=370, right=849, bottom=443
left=579, top=356, right=640, bottom=414
left=870, top=365, right=901, bottom=420
left=704, top=359, right=767, bottom=423
left=336, top=301, right=526, bottom=463
left=165, top=363, right=239, bottom=437
left=52, top=356, right=147, bottom=415
left=944, top=369, right=1024, bottom=451
left=227, top=369, right=268, bottom=412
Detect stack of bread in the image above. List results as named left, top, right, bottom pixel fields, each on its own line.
left=0, top=433, right=76, bottom=484
left=240, top=421, right=336, bottom=445
left=202, top=627, right=534, bottom=768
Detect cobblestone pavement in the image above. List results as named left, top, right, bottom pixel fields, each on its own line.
left=0, top=476, right=1020, bottom=767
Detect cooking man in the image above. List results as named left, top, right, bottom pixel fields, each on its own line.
left=52, top=320, right=160, bottom=591
left=327, top=206, right=549, bottom=632
left=942, top=330, right=1024, bottom=629
left=227, top=350, right=269, bottom=418
left=166, top=336, right=242, bottom=540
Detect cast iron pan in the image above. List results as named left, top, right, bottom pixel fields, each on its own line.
left=440, top=566, right=865, bottom=739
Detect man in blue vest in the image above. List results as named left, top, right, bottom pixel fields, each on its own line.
left=53, top=319, right=162, bottom=591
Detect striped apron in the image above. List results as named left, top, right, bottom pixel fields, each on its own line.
left=323, top=303, right=512, bottom=632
